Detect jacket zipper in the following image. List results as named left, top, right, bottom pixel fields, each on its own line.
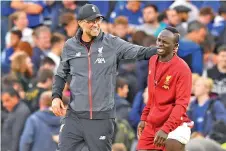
left=80, top=42, right=93, bottom=119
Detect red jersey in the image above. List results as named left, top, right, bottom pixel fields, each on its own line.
left=141, top=55, right=192, bottom=134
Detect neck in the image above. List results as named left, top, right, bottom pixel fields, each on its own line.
left=147, top=20, right=159, bottom=26
left=117, top=92, right=124, bottom=98
left=51, top=47, right=61, bottom=56
left=17, top=25, right=25, bottom=31
left=65, top=27, right=74, bottom=37
left=217, top=64, right=226, bottom=73
left=36, top=44, right=46, bottom=51
left=186, top=33, right=199, bottom=44
left=159, top=53, right=174, bottom=62
left=81, top=33, right=92, bottom=42
left=40, top=106, right=49, bottom=111
left=66, top=3, right=76, bottom=10
left=197, top=94, right=209, bottom=106
left=9, top=100, right=19, bottom=112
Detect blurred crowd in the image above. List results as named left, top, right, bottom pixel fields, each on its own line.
left=1, top=1, right=226, bottom=151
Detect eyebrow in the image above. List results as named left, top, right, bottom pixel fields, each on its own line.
left=158, top=37, right=169, bottom=43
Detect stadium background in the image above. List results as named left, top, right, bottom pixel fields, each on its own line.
left=1, top=1, right=226, bottom=151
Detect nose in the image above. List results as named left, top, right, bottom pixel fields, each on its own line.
left=158, top=41, right=163, bottom=47
left=92, top=22, right=98, bottom=28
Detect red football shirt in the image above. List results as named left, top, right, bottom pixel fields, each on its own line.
left=141, top=55, right=192, bottom=134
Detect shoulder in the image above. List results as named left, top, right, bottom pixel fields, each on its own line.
left=16, top=102, right=30, bottom=115
left=104, top=33, right=118, bottom=40
left=207, top=66, right=218, bottom=76
left=189, top=100, right=197, bottom=109
left=149, top=55, right=158, bottom=63
left=103, top=34, right=127, bottom=46
left=24, top=28, right=33, bottom=34
left=175, top=55, right=192, bottom=74
left=62, top=37, right=78, bottom=52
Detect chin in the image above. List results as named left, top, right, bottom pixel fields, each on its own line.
left=157, top=52, right=165, bottom=56
left=91, top=32, right=99, bottom=37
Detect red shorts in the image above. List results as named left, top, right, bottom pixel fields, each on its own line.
left=137, top=122, right=192, bottom=150
left=137, top=122, right=165, bottom=151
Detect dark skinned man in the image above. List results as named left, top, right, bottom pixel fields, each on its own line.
left=137, top=27, right=193, bottom=151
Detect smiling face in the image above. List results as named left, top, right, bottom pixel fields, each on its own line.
left=156, top=30, right=178, bottom=58
left=79, top=17, right=103, bottom=38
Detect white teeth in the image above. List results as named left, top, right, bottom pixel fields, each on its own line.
left=158, top=49, right=164, bottom=53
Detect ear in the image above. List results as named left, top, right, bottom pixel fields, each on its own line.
left=174, top=43, right=179, bottom=53
left=78, top=21, right=83, bottom=28
left=175, top=43, right=179, bottom=49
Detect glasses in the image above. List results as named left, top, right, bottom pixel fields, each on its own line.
left=83, top=17, right=103, bottom=25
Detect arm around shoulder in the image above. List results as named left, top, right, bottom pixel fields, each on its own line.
left=114, top=36, right=157, bottom=61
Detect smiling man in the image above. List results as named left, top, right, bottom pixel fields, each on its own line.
left=137, top=27, right=193, bottom=151
left=51, top=4, right=157, bottom=151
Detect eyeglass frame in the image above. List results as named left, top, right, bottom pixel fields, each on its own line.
left=82, top=17, right=104, bottom=25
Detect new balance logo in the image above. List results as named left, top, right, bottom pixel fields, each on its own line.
left=99, top=136, right=106, bottom=140
left=95, top=58, right=106, bottom=64
left=75, top=52, right=81, bottom=57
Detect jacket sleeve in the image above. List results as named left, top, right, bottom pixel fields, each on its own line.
left=140, top=97, right=151, bottom=121
left=52, top=42, right=70, bottom=100
left=161, top=71, right=192, bottom=134
left=19, top=116, right=35, bottom=151
left=12, top=109, right=30, bottom=151
left=114, top=37, right=157, bottom=61
left=140, top=59, right=152, bottom=121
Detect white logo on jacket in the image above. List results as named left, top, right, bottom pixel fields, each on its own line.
left=95, top=47, right=105, bottom=64
left=75, top=52, right=81, bottom=57
left=98, top=47, right=103, bottom=57
left=92, top=6, right=96, bottom=12
left=99, top=136, right=106, bottom=140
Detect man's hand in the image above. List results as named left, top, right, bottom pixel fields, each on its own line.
left=137, top=121, right=146, bottom=139
left=52, top=98, right=66, bottom=116
left=154, top=130, right=168, bottom=147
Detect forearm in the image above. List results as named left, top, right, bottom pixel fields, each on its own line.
left=140, top=105, right=150, bottom=121
left=52, top=75, right=66, bottom=100
left=161, top=104, right=187, bottom=134
left=11, top=1, right=27, bottom=10
left=143, top=46, right=157, bottom=60
left=23, top=3, right=43, bottom=14
left=116, top=37, right=157, bottom=60
left=11, top=1, right=43, bottom=14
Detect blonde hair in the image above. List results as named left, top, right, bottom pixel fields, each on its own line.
left=33, top=25, right=51, bottom=38
left=192, top=73, right=200, bottom=83
left=198, top=77, right=214, bottom=91
left=9, top=11, right=26, bottom=29
left=10, top=51, right=28, bottom=73
left=114, top=16, right=129, bottom=25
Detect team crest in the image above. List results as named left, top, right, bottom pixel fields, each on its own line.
left=162, top=75, right=171, bottom=90
left=95, top=47, right=105, bottom=64
left=92, top=6, right=96, bottom=12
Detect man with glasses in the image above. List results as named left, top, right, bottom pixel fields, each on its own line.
left=51, top=4, right=157, bottom=151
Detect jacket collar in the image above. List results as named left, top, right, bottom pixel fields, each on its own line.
left=75, top=27, right=103, bottom=42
